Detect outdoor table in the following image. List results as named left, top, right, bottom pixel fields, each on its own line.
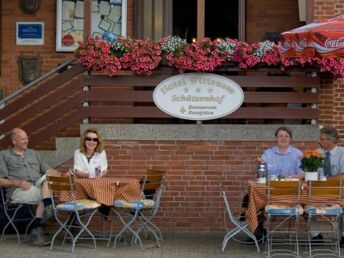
left=246, top=181, right=268, bottom=233
left=60, top=176, right=142, bottom=206
left=246, top=180, right=343, bottom=233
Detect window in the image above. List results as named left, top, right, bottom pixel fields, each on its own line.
left=205, top=0, right=238, bottom=39
left=173, top=0, right=197, bottom=42
left=135, top=0, right=245, bottom=42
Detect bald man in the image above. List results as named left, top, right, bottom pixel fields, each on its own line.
left=0, top=128, right=71, bottom=246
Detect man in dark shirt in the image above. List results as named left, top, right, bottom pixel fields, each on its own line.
left=0, top=128, right=71, bottom=246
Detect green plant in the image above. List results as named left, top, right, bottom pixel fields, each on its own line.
left=300, top=150, right=324, bottom=172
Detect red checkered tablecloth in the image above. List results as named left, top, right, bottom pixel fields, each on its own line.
left=60, top=177, right=142, bottom=206
left=246, top=181, right=341, bottom=233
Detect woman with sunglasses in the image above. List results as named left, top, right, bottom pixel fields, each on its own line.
left=73, top=128, right=108, bottom=178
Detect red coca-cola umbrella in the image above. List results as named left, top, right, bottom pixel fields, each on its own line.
left=280, top=14, right=344, bottom=58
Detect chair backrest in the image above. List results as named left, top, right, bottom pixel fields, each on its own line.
left=142, top=169, right=165, bottom=191
left=0, top=187, right=7, bottom=206
left=307, top=180, right=343, bottom=205
left=141, top=170, right=165, bottom=212
left=221, top=191, right=239, bottom=224
left=146, top=169, right=165, bottom=176
left=0, top=187, right=11, bottom=216
left=266, top=180, right=302, bottom=206
left=46, top=176, right=76, bottom=205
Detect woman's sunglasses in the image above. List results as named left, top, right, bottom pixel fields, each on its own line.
left=85, top=137, right=99, bottom=143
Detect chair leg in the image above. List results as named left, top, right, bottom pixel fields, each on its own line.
left=107, top=213, right=117, bottom=247
left=221, top=222, right=260, bottom=253
left=307, top=215, right=313, bottom=258
left=133, top=213, right=162, bottom=247
left=241, top=225, right=260, bottom=253
left=109, top=208, right=143, bottom=250
left=221, top=227, right=243, bottom=251
left=51, top=213, right=75, bottom=251
left=267, top=214, right=302, bottom=257
left=266, top=215, right=272, bottom=257
left=294, top=216, right=300, bottom=257
left=2, top=205, right=23, bottom=244
left=62, top=213, right=76, bottom=246
left=140, top=212, right=164, bottom=242
left=73, top=211, right=98, bottom=252
left=24, top=207, right=36, bottom=241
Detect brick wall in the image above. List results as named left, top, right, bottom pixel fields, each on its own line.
left=313, top=0, right=344, bottom=20
left=246, top=0, right=304, bottom=43
left=0, top=0, right=135, bottom=95
left=318, top=77, right=344, bottom=137
left=57, top=139, right=319, bottom=232
left=314, top=0, right=344, bottom=137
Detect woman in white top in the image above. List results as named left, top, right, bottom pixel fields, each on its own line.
left=73, top=128, right=108, bottom=178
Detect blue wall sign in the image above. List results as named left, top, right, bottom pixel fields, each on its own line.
left=16, top=22, right=44, bottom=45
left=18, top=24, right=43, bottom=39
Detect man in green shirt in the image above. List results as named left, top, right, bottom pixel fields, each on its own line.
left=0, top=128, right=71, bottom=246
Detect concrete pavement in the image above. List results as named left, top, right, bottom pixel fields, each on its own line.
left=0, top=232, right=263, bottom=258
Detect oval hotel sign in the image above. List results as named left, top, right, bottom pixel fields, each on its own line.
left=153, top=73, right=244, bottom=121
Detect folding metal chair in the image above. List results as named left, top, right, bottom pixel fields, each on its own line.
left=305, top=180, right=343, bottom=257
left=265, top=180, right=303, bottom=258
left=221, top=191, right=260, bottom=253
left=46, top=176, right=101, bottom=252
left=107, top=171, right=165, bottom=250
left=0, top=187, right=36, bottom=243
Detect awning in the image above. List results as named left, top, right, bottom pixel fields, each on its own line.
left=280, top=14, right=344, bottom=58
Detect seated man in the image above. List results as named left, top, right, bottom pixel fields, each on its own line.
left=310, top=125, right=344, bottom=245
left=0, top=128, right=71, bottom=246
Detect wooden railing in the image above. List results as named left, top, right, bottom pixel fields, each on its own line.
left=0, top=63, right=320, bottom=149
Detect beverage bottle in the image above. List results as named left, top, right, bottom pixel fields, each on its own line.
left=95, top=166, right=101, bottom=178
left=257, top=161, right=267, bottom=183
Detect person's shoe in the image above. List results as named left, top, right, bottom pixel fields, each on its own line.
left=245, top=237, right=262, bottom=244
left=245, top=229, right=265, bottom=244
left=41, top=205, right=55, bottom=224
left=311, top=234, right=324, bottom=244
left=29, top=227, right=50, bottom=247
left=340, top=236, right=344, bottom=247
left=239, top=212, right=246, bottom=222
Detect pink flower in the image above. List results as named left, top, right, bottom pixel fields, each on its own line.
left=74, top=36, right=344, bottom=78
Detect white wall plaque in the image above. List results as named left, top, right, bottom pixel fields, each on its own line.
left=153, top=73, right=244, bottom=121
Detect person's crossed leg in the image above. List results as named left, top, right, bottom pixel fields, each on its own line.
left=11, top=176, right=53, bottom=246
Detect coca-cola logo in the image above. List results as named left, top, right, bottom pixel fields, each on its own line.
left=325, top=37, right=344, bottom=48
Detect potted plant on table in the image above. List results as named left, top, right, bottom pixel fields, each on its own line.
left=300, top=150, right=324, bottom=181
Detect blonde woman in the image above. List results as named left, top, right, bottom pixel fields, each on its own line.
left=73, top=128, right=108, bottom=178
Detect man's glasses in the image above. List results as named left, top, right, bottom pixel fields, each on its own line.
left=85, top=137, right=99, bottom=143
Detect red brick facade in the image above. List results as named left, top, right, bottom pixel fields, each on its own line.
left=58, top=140, right=319, bottom=232
left=246, top=0, right=304, bottom=43
left=314, top=0, right=344, bottom=19
left=1, top=0, right=344, bottom=232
